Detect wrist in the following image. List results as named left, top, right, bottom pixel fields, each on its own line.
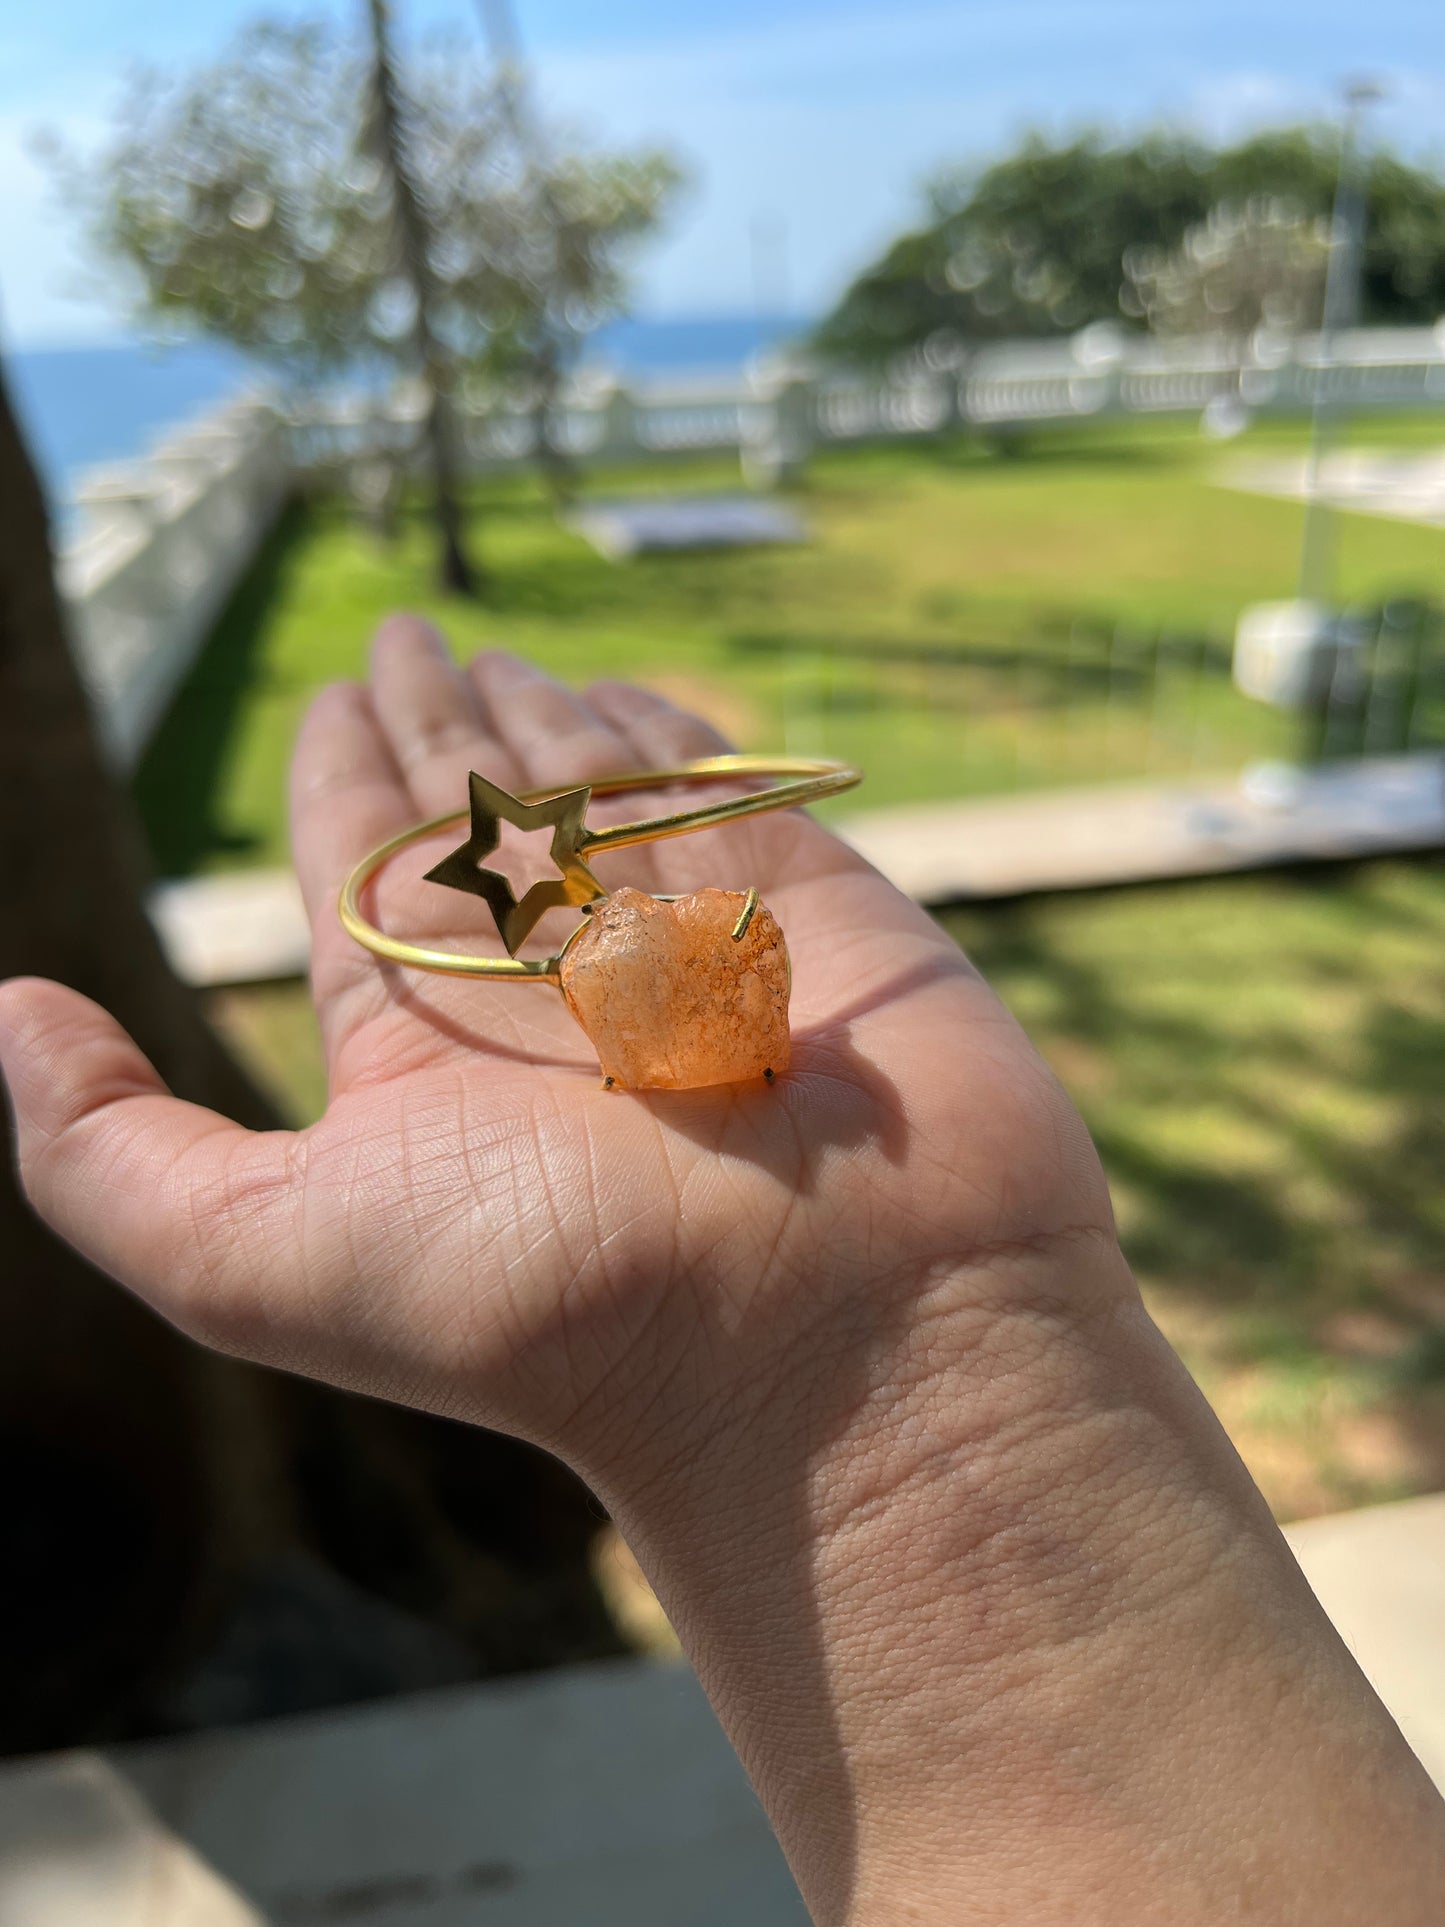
left=588, top=1236, right=1145, bottom=1904
left=588, top=1243, right=1445, bottom=1923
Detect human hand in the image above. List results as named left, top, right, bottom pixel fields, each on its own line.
left=3, top=618, right=1441, bottom=1924
left=0, top=615, right=1112, bottom=1471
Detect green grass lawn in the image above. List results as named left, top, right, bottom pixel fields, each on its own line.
left=945, top=858, right=1445, bottom=1521
left=209, top=852, right=1445, bottom=1525
left=135, top=413, right=1445, bottom=877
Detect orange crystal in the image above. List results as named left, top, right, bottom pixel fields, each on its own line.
left=558, top=886, right=791, bottom=1090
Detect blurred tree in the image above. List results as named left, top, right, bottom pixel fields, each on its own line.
left=1123, top=198, right=1330, bottom=341
left=463, top=149, right=684, bottom=503
left=54, top=16, right=481, bottom=592
left=816, top=129, right=1445, bottom=365
left=364, top=0, right=475, bottom=591
left=472, top=0, right=684, bottom=502
left=0, top=352, right=281, bottom=1746
left=55, top=12, right=678, bottom=580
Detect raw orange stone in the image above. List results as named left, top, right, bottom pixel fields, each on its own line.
left=559, top=886, right=790, bottom=1091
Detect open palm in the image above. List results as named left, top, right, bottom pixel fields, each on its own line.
left=0, top=620, right=1112, bottom=1480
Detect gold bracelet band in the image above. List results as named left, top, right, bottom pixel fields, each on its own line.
left=338, top=754, right=862, bottom=984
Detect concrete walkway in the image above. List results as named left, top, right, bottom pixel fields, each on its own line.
left=149, top=754, right=1445, bottom=988
left=1285, top=1492, right=1445, bottom=1792
left=0, top=1493, right=1441, bottom=1925
left=1223, top=447, right=1445, bottom=529
left=0, top=1660, right=805, bottom=1927
left=840, top=752, right=1445, bottom=903
left=149, top=869, right=311, bottom=989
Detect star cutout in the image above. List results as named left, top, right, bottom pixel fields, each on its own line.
left=424, top=772, right=603, bottom=956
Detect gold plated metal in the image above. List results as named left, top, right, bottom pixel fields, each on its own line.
left=338, top=755, right=862, bottom=983
left=730, top=887, right=761, bottom=942
left=423, top=773, right=600, bottom=956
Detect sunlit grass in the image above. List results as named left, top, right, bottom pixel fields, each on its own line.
left=135, top=413, right=1445, bottom=877
left=941, top=856, right=1445, bottom=1521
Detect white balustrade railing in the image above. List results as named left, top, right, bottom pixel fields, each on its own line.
left=60, top=325, right=1445, bottom=767
left=287, top=326, right=1445, bottom=481
left=60, top=398, right=290, bottom=770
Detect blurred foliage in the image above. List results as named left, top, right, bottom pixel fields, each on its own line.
left=816, top=129, right=1445, bottom=364
left=1125, top=198, right=1330, bottom=340
left=460, top=145, right=685, bottom=393
left=49, top=17, right=680, bottom=390
left=131, top=415, right=1445, bottom=878
left=460, top=142, right=684, bottom=500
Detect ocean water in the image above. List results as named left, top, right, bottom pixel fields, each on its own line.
left=10, top=341, right=257, bottom=506
left=8, top=314, right=810, bottom=505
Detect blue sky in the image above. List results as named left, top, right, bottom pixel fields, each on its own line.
left=3, top=0, right=1443, bottom=347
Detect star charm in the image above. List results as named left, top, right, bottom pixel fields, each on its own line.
left=424, top=772, right=603, bottom=956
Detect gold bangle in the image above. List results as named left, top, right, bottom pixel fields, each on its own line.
left=338, top=754, right=862, bottom=984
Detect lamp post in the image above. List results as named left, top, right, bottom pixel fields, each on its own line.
left=1296, top=78, right=1383, bottom=605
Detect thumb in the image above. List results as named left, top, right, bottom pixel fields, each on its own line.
left=0, top=977, right=302, bottom=1356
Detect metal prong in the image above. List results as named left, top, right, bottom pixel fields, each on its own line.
left=731, top=886, right=761, bottom=941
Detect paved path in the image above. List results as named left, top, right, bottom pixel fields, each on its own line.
left=150, top=869, right=311, bottom=990
left=841, top=752, right=1445, bottom=903
left=149, top=755, right=1445, bottom=989
left=1286, top=1492, right=1445, bottom=1792
left=0, top=1493, right=1440, bottom=1925
left=1222, top=446, right=1445, bottom=528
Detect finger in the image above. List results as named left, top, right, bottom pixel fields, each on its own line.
left=373, top=616, right=523, bottom=814
left=579, top=680, right=755, bottom=894
left=0, top=979, right=300, bottom=1360
left=592, top=679, right=871, bottom=895
left=586, top=680, right=734, bottom=762
left=469, top=650, right=634, bottom=787
left=289, top=680, right=411, bottom=926
left=288, top=680, right=430, bottom=1052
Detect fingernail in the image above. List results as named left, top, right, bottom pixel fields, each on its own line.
left=476, top=650, right=542, bottom=686
left=314, top=679, right=362, bottom=711
left=374, top=613, right=447, bottom=661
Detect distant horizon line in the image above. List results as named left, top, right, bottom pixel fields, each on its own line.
left=6, top=309, right=822, bottom=358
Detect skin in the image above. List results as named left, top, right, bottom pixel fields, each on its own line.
left=1, top=616, right=1441, bottom=1923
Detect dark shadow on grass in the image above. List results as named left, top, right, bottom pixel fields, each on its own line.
left=132, top=500, right=313, bottom=876
left=939, top=432, right=1185, bottom=472
left=729, top=621, right=1232, bottom=667
left=935, top=860, right=1445, bottom=1393
left=951, top=858, right=1445, bottom=1496
left=802, top=427, right=1183, bottom=475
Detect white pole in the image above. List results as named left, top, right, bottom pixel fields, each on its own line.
left=1296, top=78, right=1383, bottom=605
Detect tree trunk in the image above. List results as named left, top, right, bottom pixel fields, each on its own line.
left=366, top=0, right=480, bottom=596
left=0, top=358, right=295, bottom=1750
left=532, top=347, right=579, bottom=509
left=476, top=1, right=577, bottom=513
